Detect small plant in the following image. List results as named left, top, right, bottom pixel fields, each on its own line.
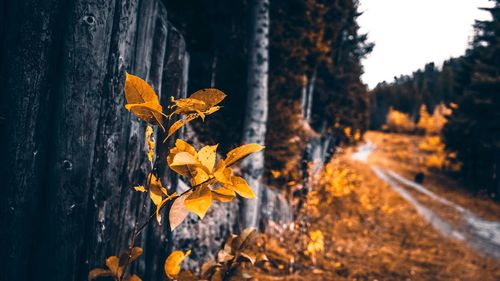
left=382, top=107, right=415, bottom=133
left=89, top=72, right=263, bottom=280
left=165, top=228, right=268, bottom=281
left=416, top=103, right=450, bottom=135
left=305, top=229, right=324, bottom=263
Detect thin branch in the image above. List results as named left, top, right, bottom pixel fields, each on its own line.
left=131, top=176, right=215, bottom=239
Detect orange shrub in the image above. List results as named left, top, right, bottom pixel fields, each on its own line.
left=382, top=108, right=415, bottom=133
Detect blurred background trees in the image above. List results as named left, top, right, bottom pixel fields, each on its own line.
left=443, top=1, right=500, bottom=197
left=167, top=0, right=373, bottom=188
left=370, top=0, right=500, bottom=198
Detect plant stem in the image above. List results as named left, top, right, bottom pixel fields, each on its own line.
left=131, top=176, right=214, bottom=238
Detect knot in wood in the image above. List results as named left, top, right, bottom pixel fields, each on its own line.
left=81, top=15, right=96, bottom=27
left=62, top=159, right=73, bottom=170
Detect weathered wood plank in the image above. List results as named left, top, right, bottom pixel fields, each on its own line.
left=29, top=1, right=119, bottom=280
left=157, top=25, right=189, bottom=190
left=143, top=4, right=169, bottom=281
left=79, top=1, right=142, bottom=280
left=0, top=0, right=69, bottom=280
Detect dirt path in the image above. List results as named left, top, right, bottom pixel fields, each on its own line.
left=253, top=133, right=500, bottom=280
left=351, top=137, right=500, bottom=259
left=385, top=168, right=500, bottom=258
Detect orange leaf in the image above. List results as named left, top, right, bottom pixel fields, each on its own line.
left=184, top=185, right=212, bottom=219
left=225, top=144, right=264, bottom=166
left=164, top=114, right=197, bottom=141
left=229, top=176, right=256, bottom=199
left=133, top=185, right=146, bottom=192
left=169, top=192, right=191, bottom=231
left=213, top=161, right=232, bottom=185
left=212, top=187, right=236, bottom=202
left=149, top=173, right=167, bottom=206
left=189, top=166, right=211, bottom=186
left=197, top=144, right=218, bottom=173
left=88, top=268, right=113, bottom=281
left=156, top=192, right=177, bottom=224
left=106, top=256, right=122, bottom=277
left=170, top=152, right=200, bottom=167
left=189, top=88, right=226, bottom=108
left=164, top=250, right=191, bottom=279
left=129, top=247, right=143, bottom=263
left=145, top=125, right=155, bottom=164
left=167, top=140, right=198, bottom=177
left=124, top=73, right=164, bottom=130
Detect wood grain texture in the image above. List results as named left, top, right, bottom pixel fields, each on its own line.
left=0, top=0, right=293, bottom=279
left=0, top=1, right=181, bottom=280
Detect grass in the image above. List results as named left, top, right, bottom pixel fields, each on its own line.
left=247, top=131, right=500, bottom=280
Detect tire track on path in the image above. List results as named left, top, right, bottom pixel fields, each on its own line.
left=352, top=142, right=500, bottom=259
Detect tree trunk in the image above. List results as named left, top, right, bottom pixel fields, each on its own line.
left=240, top=0, right=270, bottom=229
left=301, top=71, right=316, bottom=123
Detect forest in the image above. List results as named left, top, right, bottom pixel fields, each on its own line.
left=0, top=0, right=498, bottom=280
left=370, top=3, right=500, bottom=197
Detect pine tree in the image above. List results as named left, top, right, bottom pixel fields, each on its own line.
left=443, top=1, right=500, bottom=197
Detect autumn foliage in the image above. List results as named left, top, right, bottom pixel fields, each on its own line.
left=89, top=73, right=263, bottom=281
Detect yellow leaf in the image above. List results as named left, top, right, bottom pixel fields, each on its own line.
left=170, top=152, right=200, bottom=167
left=156, top=192, right=177, bottom=224
left=229, top=176, right=256, bottom=199
left=164, top=114, right=197, bottom=141
left=197, top=144, right=218, bottom=173
left=125, top=103, right=166, bottom=131
left=171, top=97, right=206, bottom=113
left=125, top=73, right=157, bottom=104
left=344, top=127, right=351, bottom=137
left=164, top=250, right=191, bottom=279
left=168, top=89, right=224, bottom=121
left=203, top=106, right=221, bottom=116
left=184, top=185, right=212, bottom=219
left=211, top=187, right=236, bottom=202
left=225, top=144, right=264, bottom=166
left=169, top=192, right=191, bottom=231
left=168, top=99, right=206, bottom=119
left=106, top=256, right=122, bottom=277
left=88, top=268, right=113, bottom=281
left=167, top=140, right=197, bottom=177
left=189, top=88, right=226, bottom=108
left=134, top=185, right=146, bottom=192
left=149, top=173, right=167, bottom=206
left=166, top=119, right=184, bottom=140
left=189, top=166, right=211, bottom=186
left=145, top=125, right=155, bottom=164
left=174, top=139, right=197, bottom=155
left=124, top=73, right=164, bottom=130
left=196, top=109, right=206, bottom=121
left=213, top=162, right=232, bottom=185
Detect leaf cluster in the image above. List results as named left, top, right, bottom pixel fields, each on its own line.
left=90, top=73, right=264, bottom=280
left=88, top=247, right=143, bottom=281
left=165, top=228, right=267, bottom=281
left=123, top=72, right=263, bottom=227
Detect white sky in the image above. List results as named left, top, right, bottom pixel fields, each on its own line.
left=358, top=0, right=494, bottom=89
